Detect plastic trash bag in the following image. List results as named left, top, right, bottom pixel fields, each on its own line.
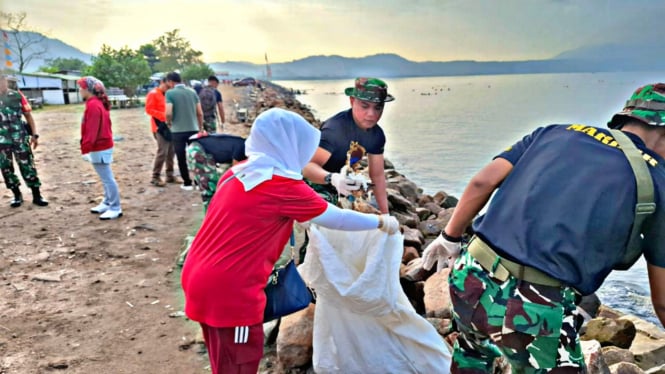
left=300, top=225, right=452, bottom=374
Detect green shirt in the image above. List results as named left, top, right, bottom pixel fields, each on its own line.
left=166, top=84, right=199, bottom=133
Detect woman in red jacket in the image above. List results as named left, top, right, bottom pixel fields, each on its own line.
left=77, top=76, right=122, bottom=220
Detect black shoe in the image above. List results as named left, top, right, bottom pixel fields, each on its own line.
left=10, top=187, right=22, bottom=208
left=31, top=187, right=49, bottom=207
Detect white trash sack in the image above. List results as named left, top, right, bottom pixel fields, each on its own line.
left=299, top=225, right=452, bottom=374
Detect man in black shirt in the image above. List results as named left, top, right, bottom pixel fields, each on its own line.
left=303, top=77, right=394, bottom=213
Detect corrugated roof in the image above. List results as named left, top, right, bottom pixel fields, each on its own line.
left=20, top=72, right=81, bottom=81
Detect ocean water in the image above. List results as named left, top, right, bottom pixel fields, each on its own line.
left=275, top=72, right=664, bottom=326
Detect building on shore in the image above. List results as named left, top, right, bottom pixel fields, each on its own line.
left=16, top=71, right=82, bottom=105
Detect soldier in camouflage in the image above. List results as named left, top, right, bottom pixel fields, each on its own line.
left=186, top=133, right=246, bottom=212
left=422, top=83, right=665, bottom=373
left=0, top=74, right=48, bottom=207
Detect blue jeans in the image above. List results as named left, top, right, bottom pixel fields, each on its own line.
left=92, top=161, right=121, bottom=211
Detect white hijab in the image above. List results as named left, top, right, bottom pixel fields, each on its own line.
left=231, top=108, right=320, bottom=191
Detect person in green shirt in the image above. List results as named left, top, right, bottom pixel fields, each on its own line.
left=165, top=72, right=205, bottom=190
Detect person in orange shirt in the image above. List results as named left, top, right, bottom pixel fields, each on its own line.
left=145, top=77, right=176, bottom=187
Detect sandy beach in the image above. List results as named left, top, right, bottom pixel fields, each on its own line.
left=0, top=84, right=255, bottom=373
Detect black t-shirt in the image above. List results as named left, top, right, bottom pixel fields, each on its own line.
left=188, top=134, right=246, bottom=164
left=319, top=109, right=386, bottom=173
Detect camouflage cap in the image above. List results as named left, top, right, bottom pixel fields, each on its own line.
left=608, top=83, right=665, bottom=129
left=344, top=77, right=395, bottom=103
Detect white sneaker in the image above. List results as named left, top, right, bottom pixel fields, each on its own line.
left=90, top=203, right=110, bottom=214
left=99, top=209, right=123, bottom=220
left=180, top=184, right=194, bottom=191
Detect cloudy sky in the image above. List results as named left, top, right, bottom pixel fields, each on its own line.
left=3, top=0, right=664, bottom=63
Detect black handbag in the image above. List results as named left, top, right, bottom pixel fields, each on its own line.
left=263, top=232, right=316, bottom=322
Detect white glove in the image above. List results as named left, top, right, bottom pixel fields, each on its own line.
left=422, top=233, right=462, bottom=272
left=378, top=214, right=400, bottom=235
left=82, top=154, right=92, bottom=162
left=330, top=173, right=360, bottom=196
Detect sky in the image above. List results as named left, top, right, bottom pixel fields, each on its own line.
left=3, top=0, right=665, bottom=64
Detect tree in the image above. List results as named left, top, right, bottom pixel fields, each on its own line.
left=181, top=63, right=215, bottom=82
left=87, top=45, right=151, bottom=96
left=138, top=43, right=159, bottom=73
left=153, top=29, right=203, bottom=72
left=39, top=57, right=88, bottom=73
left=1, top=12, right=47, bottom=73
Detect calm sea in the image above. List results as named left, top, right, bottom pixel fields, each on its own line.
left=275, top=72, right=664, bottom=326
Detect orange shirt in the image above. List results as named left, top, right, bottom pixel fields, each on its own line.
left=145, top=87, right=166, bottom=133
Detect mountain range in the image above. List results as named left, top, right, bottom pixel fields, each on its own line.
left=6, top=31, right=665, bottom=79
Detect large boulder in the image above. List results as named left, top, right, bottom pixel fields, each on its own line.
left=392, top=211, right=419, bottom=228
left=602, top=346, right=636, bottom=366
left=423, top=268, right=452, bottom=318
left=419, top=219, right=445, bottom=238
left=608, top=362, right=645, bottom=374
left=423, top=202, right=443, bottom=216
left=401, top=257, right=432, bottom=282
left=402, top=227, right=425, bottom=251
left=582, top=339, right=611, bottom=374
left=387, top=188, right=416, bottom=213
left=402, top=246, right=419, bottom=264
left=583, top=317, right=636, bottom=349
left=619, top=315, right=665, bottom=370
left=416, top=207, right=432, bottom=221
left=276, top=304, right=315, bottom=370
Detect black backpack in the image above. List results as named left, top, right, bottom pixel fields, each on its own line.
left=199, top=86, right=217, bottom=119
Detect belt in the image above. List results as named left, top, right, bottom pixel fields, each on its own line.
left=467, top=236, right=563, bottom=288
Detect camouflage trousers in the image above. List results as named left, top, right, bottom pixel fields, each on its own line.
left=203, top=120, right=217, bottom=134
left=0, top=140, right=41, bottom=189
left=449, top=250, right=585, bottom=373
left=186, top=141, right=229, bottom=212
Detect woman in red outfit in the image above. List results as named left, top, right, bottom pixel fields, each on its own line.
left=181, top=108, right=399, bottom=373
left=77, top=76, right=122, bottom=220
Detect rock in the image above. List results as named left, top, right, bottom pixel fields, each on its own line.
left=416, top=207, right=432, bottom=221
left=580, top=294, right=602, bottom=318
left=392, top=211, right=419, bottom=228
left=394, top=179, right=421, bottom=203
left=419, top=219, right=445, bottom=237
left=437, top=208, right=455, bottom=227
left=31, top=251, right=50, bottom=262
left=46, top=358, right=70, bottom=369
left=619, top=315, right=665, bottom=340
left=583, top=318, right=636, bottom=349
left=633, top=337, right=665, bottom=370
left=609, top=362, right=645, bottom=374
left=645, top=364, right=665, bottom=374
left=440, top=195, right=459, bottom=209
left=602, top=346, right=635, bottom=366
left=383, top=158, right=394, bottom=170
left=400, top=279, right=425, bottom=314
left=432, top=191, right=448, bottom=204
left=598, top=305, right=626, bottom=319
left=582, top=339, right=611, bottom=374
left=402, top=227, right=425, bottom=250
left=423, top=268, right=451, bottom=318
left=276, top=304, right=315, bottom=369
left=402, top=246, right=419, bottom=264
left=426, top=317, right=453, bottom=338
left=417, top=194, right=434, bottom=206
left=424, top=202, right=443, bottom=216
left=32, top=271, right=64, bottom=282
left=387, top=189, right=415, bottom=212
left=401, top=258, right=431, bottom=282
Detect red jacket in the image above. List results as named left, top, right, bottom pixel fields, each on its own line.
left=145, top=87, right=166, bottom=133
left=80, top=96, right=114, bottom=154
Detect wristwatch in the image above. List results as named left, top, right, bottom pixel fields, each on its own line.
left=323, top=173, right=332, bottom=185
left=33, top=134, right=40, bottom=139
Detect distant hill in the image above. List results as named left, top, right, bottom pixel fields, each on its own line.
left=8, top=31, right=665, bottom=78
left=211, top=47, right=665, bottom=80
left=2, top=31, right=93, bottom=72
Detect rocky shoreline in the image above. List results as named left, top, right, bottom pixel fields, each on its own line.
left=232, top=81, right=665, bottom=374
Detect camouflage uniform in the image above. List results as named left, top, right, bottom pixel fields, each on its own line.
left=186, top=141, right=228, bottom=212
left=449, top=249, right=585, bottom=373
left=0, top=89, right=41, bottom=190
left=202, top=120, right=217, bottom=135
